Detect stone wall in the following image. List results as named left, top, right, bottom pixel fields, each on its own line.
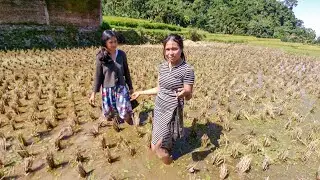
left=0, top=0, right=47, bottom=24
left=0, top=0, right=101, bottom=27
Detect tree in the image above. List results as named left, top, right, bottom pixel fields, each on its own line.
left=282, top=0, right=298, bottom=10
left=315, top=36, right=320, bottom=44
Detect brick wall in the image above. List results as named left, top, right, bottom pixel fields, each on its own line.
left=0, top=0, right=46, bottom=24
left=0, top=0, right=101, bottom=27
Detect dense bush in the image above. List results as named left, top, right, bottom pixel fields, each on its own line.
left=279, top=27, right=317, bottom=43
left=113, top=28, right=192, bottom=44
left=104, top=16, right=182, bottom=31
left=185, top=29, right=205, bottom=42
left=0, top=25, right=101, bottom=50
left=100, top=21, right=111, bottom=31
left=139, top=22, right=181, bottom=31
left=115, top=30, right=143, bottom=45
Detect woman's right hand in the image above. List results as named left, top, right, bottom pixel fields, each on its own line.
left=130, top=91, right=140, bottom=100
left=89, top=92, right=96, bottom=106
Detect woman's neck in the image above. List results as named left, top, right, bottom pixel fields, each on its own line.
left=170, top=58, right=183, bottom=67
left=105, top=48, right=116, bottom=55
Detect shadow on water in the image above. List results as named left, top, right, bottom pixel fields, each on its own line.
left=136, top=106, right=154, bottom=126
left=171, top=122, right=223, bottom=161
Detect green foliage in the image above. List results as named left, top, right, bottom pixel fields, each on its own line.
left=139, top=22, right=181, bottom=31
left=186, top=29, right=205, bottom=42
left=100, top=22, right=111, bottom=31
left=281, top=0, right=298, bottom=10
left=111, top=27, right=190, bottom=44
left=0, top=25, right=101, bottom=50
left=104, top=16, right=181, bottom=31
left=102, top=0, right=317, bottom=44
left=314, top=37, right=320, bottom=44
left=141, top=30, right=172, bottom=43
left=247, top=16, right=274, bottom=38
left=116, top=30, right=144, bottom=45
left=281, top=27, right=317, bottom=43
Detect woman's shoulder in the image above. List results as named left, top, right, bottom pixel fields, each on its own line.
left=96, top=48, right=108, bottom=60
left=117, top=49, right=127, bottom=57
left=96, top=47, right=107, bottom=54
left=96, top=49, right=104, bottom=61
left=180, top=61, right=194, bottom=71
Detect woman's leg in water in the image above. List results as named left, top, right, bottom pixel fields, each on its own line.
left=153, top=138, right=173, bottom=165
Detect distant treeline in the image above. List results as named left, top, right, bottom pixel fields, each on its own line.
left=102, top=0, right=320, bottom=44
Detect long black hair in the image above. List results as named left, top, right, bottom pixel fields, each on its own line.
left=98, top=30, right=117, bottom=64
left=162, top=34, right=185, bottom=60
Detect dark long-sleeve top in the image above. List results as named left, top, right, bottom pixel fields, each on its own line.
left=93, top=49, right=133, bottom=93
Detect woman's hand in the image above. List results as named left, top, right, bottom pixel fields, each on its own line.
left=130, top=91, right=140, bottom=100
left=176, top=86, right=193, bottom=100
left=89, top=92, right=96, bottom=106
left=176, top=88, right=186, bottom=99
left=129, top=89, right=134, bottom=95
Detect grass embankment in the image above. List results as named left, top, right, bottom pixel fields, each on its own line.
left=205, top=33, right=320, bottom=57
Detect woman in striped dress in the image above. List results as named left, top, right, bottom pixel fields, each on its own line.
left=131, top=34, right=195, bottom=164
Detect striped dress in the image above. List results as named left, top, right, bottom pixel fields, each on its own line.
left=152, top=60, right=195, bottom=151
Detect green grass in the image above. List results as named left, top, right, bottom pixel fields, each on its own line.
left=205, top=33, right=320, bottom=57
left=104, top=16, right=151, bottom=24
left=104, top=16, right=320, bottom=57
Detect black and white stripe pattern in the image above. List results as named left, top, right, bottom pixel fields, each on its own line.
left=152, top=60, right=195, bottom=150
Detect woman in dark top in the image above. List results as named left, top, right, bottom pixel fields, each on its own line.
left=89, top=30, right=134, bottom=124
left=131, top=34, right=195, bottom=164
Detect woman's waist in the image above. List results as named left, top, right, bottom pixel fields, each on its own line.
left=157, top=91, right=176, bottom=100
left=158, top=88, right=178, bottom=97
left=102, top=79, right=126, bottom=87
left=156, top=93, right=184, bottom=107
left=102, top=84, right=127, bottom=90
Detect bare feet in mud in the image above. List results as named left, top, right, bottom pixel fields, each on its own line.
left=153, top=138, right=173, bottom=165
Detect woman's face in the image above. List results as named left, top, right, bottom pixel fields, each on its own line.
left=106, top=36, right=118, bottom=52
left=165, top=40, right=182, bottom=64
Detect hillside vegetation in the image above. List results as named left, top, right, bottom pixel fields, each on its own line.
left=102, top=0, right=319, bottom=44
left=104, top=16, right=320, bottom=57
